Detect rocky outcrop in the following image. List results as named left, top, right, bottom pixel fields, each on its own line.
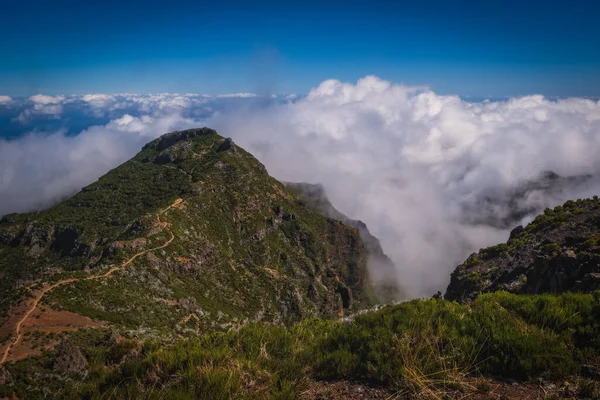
left=217, top=137, right=235, bottom=152
left=144, top=127, right=217, bottom=151
left=284, top=182, right=402, bottom=300
left=51, top=341, right=88, bottom=375
left=446, top=197, right=600, bottom=301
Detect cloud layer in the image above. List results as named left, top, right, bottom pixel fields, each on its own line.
left=2, top=76, right=600, bottom=297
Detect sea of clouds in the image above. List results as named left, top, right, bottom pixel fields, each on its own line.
left=2, top=76, right=600, bottom=297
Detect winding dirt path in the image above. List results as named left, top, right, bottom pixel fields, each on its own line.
left=0, top=198, right=183, bottom=365
left=178, top=313, right=200, bottom=325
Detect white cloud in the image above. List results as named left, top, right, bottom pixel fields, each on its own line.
left=3, top=77, right=600, bottom=298
left=0, top=96, right=12, bottom=104
left=216, top=93, right=258, bottom=98
left=0, top=113, right=199, bottom=217
left=13, top=94, right=67, bottom=123
left=81, top=94, right=116, bottom=107
left=14, top=105, right=64, bottom=124
left=204, top=76, right=600, bottom=297
left=29, top=94, right=65, bottom=105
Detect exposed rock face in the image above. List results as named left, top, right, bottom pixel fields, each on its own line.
left=51, top=341, right=88, bottom=375
left=284, top=182, right=403, bottom=300
left=445, top=197, right=600, bottom=301
left=216, top=137, right=235, bottom=152
left=144, top=127, right=216, bottom=151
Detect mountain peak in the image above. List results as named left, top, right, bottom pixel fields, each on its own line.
left=0, top=128, right=398, bottom=366
left=143, top=127, right=218, bottom=151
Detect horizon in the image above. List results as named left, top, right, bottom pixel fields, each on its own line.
left=1, top=0, right=600, bottom=299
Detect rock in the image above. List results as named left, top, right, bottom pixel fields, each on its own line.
left=563, top=249, right=577, bottom=259
left=125, top=220, right=143, bottom=237
left=22, top=225, right=51, bottom=247
left=509, top=225, right=524, bottom=240
left=217, top=137, right=235, bottom=152
left=584, top=272, right=600, bottom=281
left=446, top=197, right=600, bottom=300
left=283, top=213, right=296, bottom=221
left=52, top=341, right=87, bottom=375
left=154, top=153, right=177, bottom=164
left=146, top=128, right=217, bottom=151
left=26, top=243, right=46, bottom=258
left=178, top=297, right=198, bottom=312
left=0, top=232, right=15, bottom=246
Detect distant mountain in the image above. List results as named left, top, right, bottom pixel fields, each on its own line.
left=446, top=196, right=600, bottom=301
left=463, top=171, right=592, bottom=229
left=0, top=128, right=398, bottom=366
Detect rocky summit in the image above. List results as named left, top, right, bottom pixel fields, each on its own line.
left=446, top=197, right=600, bottom=301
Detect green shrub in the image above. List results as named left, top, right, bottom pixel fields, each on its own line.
left=540, top=242, right=560, bottom=257
left=6, top=291, right=600, bottom=398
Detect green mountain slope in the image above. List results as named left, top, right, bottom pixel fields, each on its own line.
left=0, top=128, right=388, bottom=341
left=446, top=197, right=600, bottom=301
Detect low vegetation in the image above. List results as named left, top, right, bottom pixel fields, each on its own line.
left=2, top=290, right=599, bottom=399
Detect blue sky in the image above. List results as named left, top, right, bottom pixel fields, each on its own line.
left=1, top=0, right=599, bottom=97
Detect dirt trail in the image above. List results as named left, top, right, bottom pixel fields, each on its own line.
left=178, top=313, right=199, bottom=325
left=0, top=198, right=183, bottom=365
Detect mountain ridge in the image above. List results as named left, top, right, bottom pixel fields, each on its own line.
left=0, top=128, right=399, bottom=366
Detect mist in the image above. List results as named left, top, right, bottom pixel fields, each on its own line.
left=2, top=76, right=600, bottom=297
left=206, top=76, right=600, bottom=296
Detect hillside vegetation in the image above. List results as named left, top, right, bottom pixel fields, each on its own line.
left=1, top=290, right=599, bottom=399
left=446, top=197, right=600, bottom=301
left=0, top=129, right=389, bottom=335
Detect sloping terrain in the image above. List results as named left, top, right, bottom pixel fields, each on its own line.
left=2, top=129, right=600, bottom=399
left=0, top=128, right=393, bottom=365
left=2, top=291, right=599, bottom=399
left=284, top=182, right=401, bottom=300
left=446, top=197, right=600, bottom=301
